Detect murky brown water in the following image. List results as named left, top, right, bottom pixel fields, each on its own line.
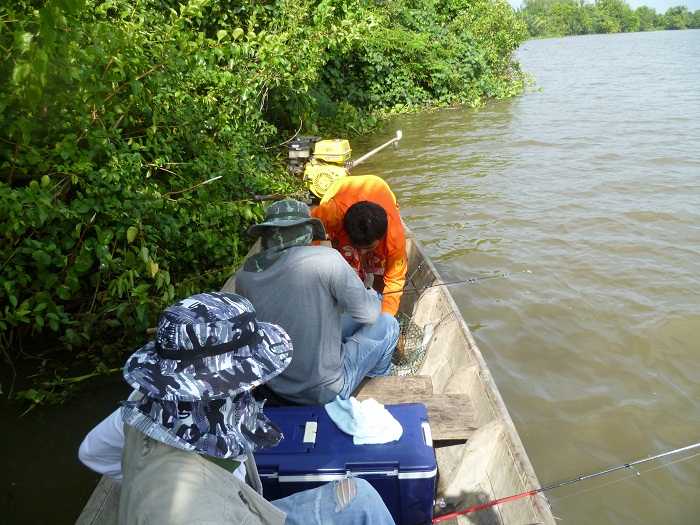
left=353, top=30, right=700, bottom=524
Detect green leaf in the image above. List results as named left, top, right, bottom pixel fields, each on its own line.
left=32, top=250, right=52, bottom=266
left=56, top=286, right=72, bottom=301
left=147, top=258, right=159, bottom=278
left=12, top=64, right=32, bottom=84
left=216, top=30, right=227, bottom=41
left=74, top=250, right=94, bottom=273
left=127, top=227, right=138, bottom=243
left=15, top=32, right=34, bottom=53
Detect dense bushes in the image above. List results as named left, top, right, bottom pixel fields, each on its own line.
left=1, top=0, right=528, bottom=406
left=516, top=0, right=700, bottom=38
left=315, top=0, right=528, bottom=115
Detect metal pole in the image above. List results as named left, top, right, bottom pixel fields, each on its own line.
left=351, top=130, right=402, bottom=167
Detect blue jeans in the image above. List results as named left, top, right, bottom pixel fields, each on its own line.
left=271, top=478, right=396, bottom=525
left=337, top=312, right=399, bottom=399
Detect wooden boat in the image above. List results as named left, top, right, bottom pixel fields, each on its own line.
left=77, top=220, right=555, bottom=525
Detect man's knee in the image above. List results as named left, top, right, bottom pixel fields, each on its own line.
left=333, top=478, right=358, bottom=510
left=380, top=313, right=400, bottom=347
left=334, top=478, right=385, bottom=511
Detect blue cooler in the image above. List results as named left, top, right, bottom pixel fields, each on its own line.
left=254, top=402, right=436, bottom=525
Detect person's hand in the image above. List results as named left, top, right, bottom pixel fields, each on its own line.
left=366, top=288, right=382, bottom=302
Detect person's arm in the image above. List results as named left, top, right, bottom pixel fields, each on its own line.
left=78, top=407, right=126, bottom=483
left=378, top=221, right=407, bottom=315
left=380, top=250, right=406, bottom=316
left=78, top=390, right=141, bottom=482
left=328, top=251, right=382, bottom=324
left=310, top=199, right=342, bottom=239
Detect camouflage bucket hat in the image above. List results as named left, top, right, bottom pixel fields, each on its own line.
left=248, top=199, right=326, bottom=241
left=123, top=292, right=292, bottom=402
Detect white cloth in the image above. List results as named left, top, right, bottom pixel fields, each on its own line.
left=324, top=396, right=403, bottom=445
left=78, top=390, right=247, bottom=482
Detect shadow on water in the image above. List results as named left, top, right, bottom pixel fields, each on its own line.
left=0, top=373, right=131, bottom=524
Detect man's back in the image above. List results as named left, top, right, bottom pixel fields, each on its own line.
left=235, top=245, right=380, bottom=405
left=311, top=175, right=406, bottom=315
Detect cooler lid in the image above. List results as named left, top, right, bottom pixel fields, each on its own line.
left=264, top=409, right=320, bottom=454
left=257, top=404, right=437, bottom=475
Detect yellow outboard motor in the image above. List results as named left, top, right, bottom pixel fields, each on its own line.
left=288, top=131, right=401, bottom=200
left=303, top=161, right=349, bottom=199
left=304, top=139, right=351, bottom=198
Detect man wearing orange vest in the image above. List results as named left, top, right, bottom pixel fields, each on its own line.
left=311, top=175, right=406, bottom=316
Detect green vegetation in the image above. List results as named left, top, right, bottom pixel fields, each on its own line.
left=1, top=0, right=528, bottom=408
left=515, top=0, right=700, bottom=37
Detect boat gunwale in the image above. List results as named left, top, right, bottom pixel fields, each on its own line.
left=401, top=221, right=555, bottom=524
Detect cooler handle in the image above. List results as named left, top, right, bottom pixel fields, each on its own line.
left=303, top=421, right=318, bottom=444
left=421, top=421, right=433, bottom=447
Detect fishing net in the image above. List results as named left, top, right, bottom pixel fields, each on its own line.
left=390, top=312, right=428, bottom=376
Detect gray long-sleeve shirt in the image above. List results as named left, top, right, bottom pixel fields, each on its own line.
left=235, top=245, right=381, bottom=405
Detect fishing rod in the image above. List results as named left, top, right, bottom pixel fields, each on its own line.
left=431, top=441, right=700, bottom=522
left=383, top=269, right=533, bottom=295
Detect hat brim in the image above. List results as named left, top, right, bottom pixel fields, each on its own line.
left=248, top=217, right=326, bottom=241
left=120, top=390, right=282, bottom=457
left=123, top=321, right=292, bottom=402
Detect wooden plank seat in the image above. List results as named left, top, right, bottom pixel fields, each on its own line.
left=352, top=375, right=477, bottom=442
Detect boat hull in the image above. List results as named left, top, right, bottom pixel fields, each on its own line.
left=76, top=221, right=555, bottom=525
left=397, top=221, right=554, bottom=524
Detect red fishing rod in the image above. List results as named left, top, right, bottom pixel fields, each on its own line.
left=431, top=441, right=700, bottom=522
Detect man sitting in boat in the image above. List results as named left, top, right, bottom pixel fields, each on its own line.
left=234, top=199, right=399, bottom=406
left=79, top=292, right=396, bottom=525
left=311, top=174, right=407, bottom=316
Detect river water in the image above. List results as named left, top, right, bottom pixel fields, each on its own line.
left=2, top=29, right=699, bottom=525
left=352, top=29, right=700, bottom=524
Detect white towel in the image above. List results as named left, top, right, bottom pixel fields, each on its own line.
left=324, top=395, right=403, bottom=445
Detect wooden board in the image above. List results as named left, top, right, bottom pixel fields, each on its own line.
left=353, top=375, right=477, bottom=442
left=353, top=375, right=435, bottom=397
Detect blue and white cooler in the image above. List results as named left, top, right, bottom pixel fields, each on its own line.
left=254, top=402, right=437, bottom=525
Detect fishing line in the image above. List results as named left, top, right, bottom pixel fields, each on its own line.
left=547, top=450, right=700, bottom=505
left=384, top=269, right=533, bottom=295
left=430, top=442, right=700, bottom=522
